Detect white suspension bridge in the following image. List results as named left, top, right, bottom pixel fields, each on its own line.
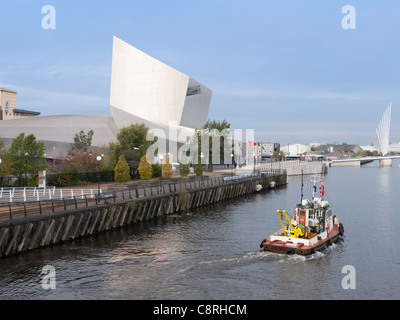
left=329, top=103, right=397, bottom=168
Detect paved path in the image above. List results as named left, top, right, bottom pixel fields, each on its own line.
left=0, top=169, right=236, bottom=221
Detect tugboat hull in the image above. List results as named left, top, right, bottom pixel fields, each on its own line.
left=261, top=224, right=341, bottom=256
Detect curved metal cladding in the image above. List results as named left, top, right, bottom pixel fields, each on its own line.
left=109, top=36, right=211, bottom=131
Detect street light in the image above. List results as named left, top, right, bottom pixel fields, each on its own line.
left=159, top=154, right=164, bottom=190
left=200, top=152, right=204, bottom=178
left=231, top=153, right=234, bottom=177
left=25, top=152, right=28, bottom=187
left=96, top=155, right=102, bottom=204
left=270, top=150, right=273, bottom=172
left=132, top=147, right=140, bottom=179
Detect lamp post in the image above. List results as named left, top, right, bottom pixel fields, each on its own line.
left=278, top=152, right=281, bottom=173
left=133, top=147, right=140, bottom=179
left=270, top=150, right=273, bottom=172
left=24, top=152, right=28, bottom=187
left=159, top=154, right=164, bottom=190
left=96, top=155, right=102, bottom=204
left=200, top=152, right=204, bottom=178
left=231, top=153, right=234, bottom=177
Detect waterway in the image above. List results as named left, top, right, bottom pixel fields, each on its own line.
left=1, top=161, right=400, bottom=300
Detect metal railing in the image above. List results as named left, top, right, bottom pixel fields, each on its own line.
left=0, top=195, right=102, bottom=220
left=0, top=187, right=102, bottom=203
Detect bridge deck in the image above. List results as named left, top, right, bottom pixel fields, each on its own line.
left=329, top=156, right=400, bottom=163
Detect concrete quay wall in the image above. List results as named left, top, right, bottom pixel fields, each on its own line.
left=256, top=161, right=326, bottom=176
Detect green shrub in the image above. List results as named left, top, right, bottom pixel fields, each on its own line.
left=179, top=163, right=190, bottom=177
left=114, top=155, right=131, bottom=183
left=152, top=164, right=161, bottom=178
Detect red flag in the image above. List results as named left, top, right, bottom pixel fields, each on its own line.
left=248, top=141, right=257, bottom=146
left=321, top=185, right=325, bottom=197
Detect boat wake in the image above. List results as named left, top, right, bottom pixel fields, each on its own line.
left=198, top=251, right=279, bottom=266
left=214, top=242, right=339, bottom=266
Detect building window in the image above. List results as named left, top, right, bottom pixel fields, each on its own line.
left=186, top=85, right=201, bottom=96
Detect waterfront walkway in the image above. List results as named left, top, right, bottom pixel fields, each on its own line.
left=236, top=160, right=326, bottom=176
left=0, top=169, right=285, bottom=222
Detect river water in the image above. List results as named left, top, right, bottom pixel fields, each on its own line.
left=1, top=161, right=400, bottom=300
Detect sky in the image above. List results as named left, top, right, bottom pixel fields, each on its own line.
left=0, top=0, right=400, bottom=146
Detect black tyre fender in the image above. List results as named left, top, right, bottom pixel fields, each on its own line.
left=287, top=248, right=295, bottom=255
left=339, top=223, right=344, bottom=236
left=260, top=239, right=267, bottom=248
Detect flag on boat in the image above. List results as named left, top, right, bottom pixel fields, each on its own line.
left=322, top=185, right=325, bottom=197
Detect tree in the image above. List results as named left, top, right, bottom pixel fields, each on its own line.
left=192, top=130, right=204, bottom=177
left=67, top=130, right=96, bottom=173
left=138, top=155, right=153, bottom=181
left=179, top=163, right=190, bottom=178
left=162, top=156, right=174, bottom=179
left=110, top=124, right=153, bottom=177
left=152, top=164, right=161, bottom=178
left=114, top=155, right=131, bottom=184
left=201, top=119, right=231, bottom=172
left=193, top=151, right=203, bottom=177
left=69, top=130, right=94, bottom=154
left=8, top=133, right=47, bottom=186
left=0, top=141, right=12, bottom=186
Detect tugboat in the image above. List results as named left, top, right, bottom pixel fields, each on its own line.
left=260, top=171, right=344, bottom=256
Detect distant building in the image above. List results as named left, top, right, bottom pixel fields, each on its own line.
left=0, top=88, right=40, bottom=120
left=389, top=143, right=400, bottom=153
left=360, top=142, right=400, bottom=154
left=325, top=152, right=344, bottom=160
left=309, top=142, right=321, bottom=149
left=314, top=143, right=361, bottom=155
left=360, top=145, right=379, bottom=153
left=281, top=144, right=310, bottom=157
left=254, top=142, right=280, bottom=158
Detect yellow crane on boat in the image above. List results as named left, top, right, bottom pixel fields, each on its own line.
left=277, top=210, right=308, bottom=239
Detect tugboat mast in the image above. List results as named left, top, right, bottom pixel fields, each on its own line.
left=300, top=169, right=304, bottom=203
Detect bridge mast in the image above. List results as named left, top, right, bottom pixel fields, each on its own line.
left=376, top=103, right=392, bottom=167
